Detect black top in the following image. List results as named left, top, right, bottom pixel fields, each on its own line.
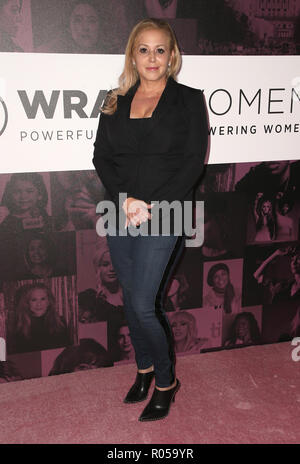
left=93, top=77, right=209, bottom=236
left=129, top=116, right=153, bottom=121
left=128, top=117, right=153, bottom=141
left=117, top=117, right=155, bottom=234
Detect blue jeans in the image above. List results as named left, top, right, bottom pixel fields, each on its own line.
left=106, top=228, right=186, bottom=387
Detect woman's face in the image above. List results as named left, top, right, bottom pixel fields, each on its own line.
left=0, top=0, right=21, bottom=37
left=28, top=239, right=47, bottom=265
left=132, top=28, right=173, bottom=84
left=11, top=180, right=41, bottom=213
left=28, top=288, right=49, bottom=318
left=235, top=317, right=250, bottom=340
left=212, top=269, right=229, bottom=291
left=96, top=251, right=117, bottom=285
left=69, top=3, right=99, bottom=50
left=117, top=326, right=132, bottom=353
left=171, top=318, right=189, bottom=342
left=261, top=201, right=272, bottom=215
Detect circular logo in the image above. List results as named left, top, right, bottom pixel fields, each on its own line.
left=0, top=97, right=8, bottom=136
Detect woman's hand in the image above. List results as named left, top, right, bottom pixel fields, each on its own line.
left=122, top=197, right=153, bottom=228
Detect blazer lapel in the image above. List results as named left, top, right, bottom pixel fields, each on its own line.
left=116, top=77, right=179, bottom=144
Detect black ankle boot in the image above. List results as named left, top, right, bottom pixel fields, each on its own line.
left=138, top=378, right=181, bottom=421
left=123, top=371, right=155, bottom=403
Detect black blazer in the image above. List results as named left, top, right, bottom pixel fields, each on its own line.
left=93, top=76, right=209, bottom=231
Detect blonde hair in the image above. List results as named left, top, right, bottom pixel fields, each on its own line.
left=102, top=18, right=182, bottom=115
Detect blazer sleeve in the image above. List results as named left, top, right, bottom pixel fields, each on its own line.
left=155, top=89, right=209, bottom=203
left=92, top=108, right=128, bottom=204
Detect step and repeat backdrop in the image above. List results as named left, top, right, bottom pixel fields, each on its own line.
left=0, top=0, right=299, bottom=383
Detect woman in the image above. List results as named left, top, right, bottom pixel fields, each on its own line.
left=169, top=311, right=210, bottom=353
left=110, top=322, right=135, bottom=363
left=253, top=193, right=276, bottom=242
left=22, top=233, right=55, bottom=278
left=165, top=273, right=189, bottom=311
left=10, top=282, right=69, bottom=354
left=117, top=324, right=135, bottom=361
left=224, top=312, right=261, bottom=347
left=36, top=0, right=140, bottom=55
left=78, top=236, right=124, bottom=323
left=36, top=1, right=102, bottom=54
left=203, top=262, right=241, bottom=313
left=92, top=19, right=209, bottom=422
left=93, top=237, right=123, bottom=315
left=0, top=172, right=52, bottom=237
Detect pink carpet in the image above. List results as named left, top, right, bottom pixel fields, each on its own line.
left=0, top=341, right=299, bottom=444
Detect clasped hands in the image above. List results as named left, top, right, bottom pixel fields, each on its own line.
left=122, top=197, right=153, bottom=229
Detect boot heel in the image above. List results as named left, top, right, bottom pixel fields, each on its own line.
left=172, top=379, right=180, bottom=403
left=139, top=378, right=181, bottom=422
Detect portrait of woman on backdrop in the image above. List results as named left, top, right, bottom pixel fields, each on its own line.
left=78, top=235, right=124, bottom=323
left=164, top=273, right=189, bottom=311
left=223, top=311, right=261, bottom=348
left=92, top=18, right=209, bottom=422
left=169, top=310, right=211, bottom=354
left=249, top=192, right=295, bottom=244
left=7, top=282, right=70, bottom=355
left=108, top=320, right=135, bottom=364
left=21, top=233, right=56, bottom=278
left=0, top=172, right=52, bottom=237
left=33, top=0, right=144, bottom=54
left=203, top=262, right=242, bottom=314
left=0, top=230, right=76, bottom=282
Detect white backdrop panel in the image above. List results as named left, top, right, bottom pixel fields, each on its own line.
left=0, top=53, right=299, bottom=174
